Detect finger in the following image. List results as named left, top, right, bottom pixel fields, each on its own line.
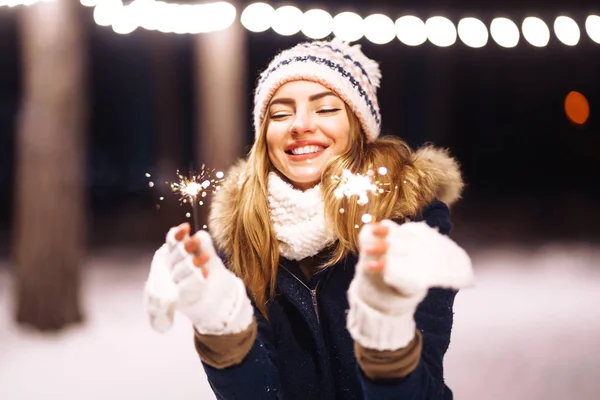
left=175, top=223, right=190, bottom=241
left=192, top=248, right=210, bottom=278
left=364, top=240, right=389, bottom=256
left=194, top=231, right=219, bottom=273
left=193, top=251, right=210, bottom=267
left=166, top=222, right=191, bottom=248
left=184, top=236, right=200, bottom=254
left=371, top=224, right=389, bottom=238
left=365, top=258, right=386, bottom=272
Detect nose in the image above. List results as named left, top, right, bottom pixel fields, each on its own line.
left=290, top=110, right=316, bottom=135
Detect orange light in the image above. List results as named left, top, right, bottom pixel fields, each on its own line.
left=564, top=91, right=590, bottom=125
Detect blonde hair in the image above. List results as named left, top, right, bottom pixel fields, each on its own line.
left=228, top=105, right=417, bottom=316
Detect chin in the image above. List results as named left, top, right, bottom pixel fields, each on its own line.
left=286, top=170, right=322, bottom=189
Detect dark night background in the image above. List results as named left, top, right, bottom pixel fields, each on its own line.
left=1, top=1, right=600, bottom=399
left=1, top=1, right=600, bottom=254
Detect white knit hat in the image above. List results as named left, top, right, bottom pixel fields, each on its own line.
left=253, top=37, right=382, bottom=142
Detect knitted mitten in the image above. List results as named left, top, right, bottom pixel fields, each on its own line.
left=144, top=227, right=254, bottom=335
left=347, top=220, right=473, bottom=351
left=144, top=243, right=179, bottom=333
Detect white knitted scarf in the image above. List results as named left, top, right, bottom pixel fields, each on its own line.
left=267, top=172, right=335, bottom=260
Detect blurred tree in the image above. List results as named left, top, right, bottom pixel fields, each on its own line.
left=193, top=21, right=248, bottom=224
left=13, top=0, right=87, bottom=330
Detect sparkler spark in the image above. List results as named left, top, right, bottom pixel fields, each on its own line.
left=145, top=165, right=224, bottom=232
left=332, top=169, right=380, bottom=205
left=331, top=167, right=397, bottom=226
left=169, top=166, right=224, bottom=232
left=169, top=166, right=223, bottom=206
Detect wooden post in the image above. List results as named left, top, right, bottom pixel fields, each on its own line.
left=13, top=0, right=87, bottom=330
left=192, top=17, right=248, bottom=224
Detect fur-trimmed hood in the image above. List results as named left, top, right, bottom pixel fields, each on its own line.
left=208, top=146, right=464, bottom=255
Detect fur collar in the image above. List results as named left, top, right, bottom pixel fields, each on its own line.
left=208, top=146, right=464, bottom=257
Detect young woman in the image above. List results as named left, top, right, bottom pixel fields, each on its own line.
left=144, top=38, right=473, bottom=400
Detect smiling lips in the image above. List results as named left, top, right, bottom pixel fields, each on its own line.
left=285, top=142, right=328, bottom=161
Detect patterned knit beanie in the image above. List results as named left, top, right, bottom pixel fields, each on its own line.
left=253, top=37, right=382, bottom=142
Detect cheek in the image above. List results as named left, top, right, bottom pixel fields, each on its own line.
left=265, top=128, right=280, bottom=152
left=327, top=123, right=351, bottom=153
left=265, top=128, right=286, bottom=163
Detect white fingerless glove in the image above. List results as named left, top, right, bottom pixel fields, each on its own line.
left=144, top=243, right=179, bottom=333
left=144, top=228, right=254, bottom=336
left=347, top=220, right=473, bottom=351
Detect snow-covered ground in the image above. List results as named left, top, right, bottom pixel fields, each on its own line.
left=1, top=244, right=599, bottom=400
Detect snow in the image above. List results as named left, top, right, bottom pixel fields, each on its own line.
left=1, top=244, right=599, bottom=399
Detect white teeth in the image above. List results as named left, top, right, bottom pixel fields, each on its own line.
left=290, top=145, right=324, bottom=155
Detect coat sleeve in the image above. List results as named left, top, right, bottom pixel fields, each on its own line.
left=199, top=250, right=282, bottom=399
left=357, top=199, right=457, bottom=400
left=200, top=306, right=283, bottom=400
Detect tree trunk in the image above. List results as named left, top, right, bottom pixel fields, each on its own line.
left=193, top=19, right=247, bottom=224
left=13, top=0, right=87, bottom=331
left=193, top=23, right=247, bottom=171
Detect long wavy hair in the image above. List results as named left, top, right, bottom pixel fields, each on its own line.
left=228, top=105, right=420, bottom=316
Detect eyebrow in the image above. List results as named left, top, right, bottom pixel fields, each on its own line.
left=269, top=91, right=338, bottom=107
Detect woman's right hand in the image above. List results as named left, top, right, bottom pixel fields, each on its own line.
left=144, top=223, right=255, bottom=336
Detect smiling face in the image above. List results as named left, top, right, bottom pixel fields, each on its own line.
left=265, top=81, right=351, bottom=191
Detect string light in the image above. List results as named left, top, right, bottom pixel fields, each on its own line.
left=0, top=0, right=53, bottom=6
left=301, top=9, right=333, bottom=39
left=364, top=14, right=396, bottom=44
left=271, top=5, right=302, bottom=36
left=333, top=11, right=364, bottom=42
left=458, top=17, right=489, bottom=48
left=586, top=15, right=600, bottom=44
left=93, top=0, right=121, bottom=27
left=554, top=16, right=580, bottom=46
left=87, top=0, right=236, bottom=35
left=490, top=17, right=520, bottom=48
left=426, top=16, right=457, bottom=47
left=395, top=16, right=427, bottom=46
left=240, top=2, right=274, bottom=33
left=71, top=0, right=600, bottom=48
left=522, top=17, right=550, bottom=47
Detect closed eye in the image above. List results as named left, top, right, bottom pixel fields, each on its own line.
left=270, top=113, right=292, bottom=120
left=317, top=108, right=341, bottom=114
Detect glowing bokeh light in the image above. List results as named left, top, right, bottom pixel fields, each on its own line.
left=395, top=15, right=427, bottom=46
left=522, top=16, right=550, bottom=47
left=333, top=12, right=364, bottom=42
left=364, top=14, right=396, bottom=44
left=585, top=15, right=600, bottom=44
left=490, top=17, right=520, bottom=48
left=554, top=16, right=580, bottom=46
left=564, top=91, right=590, bottom=125
left=241, top=2, right=274, bottom=33
left=457, top=17, right=489, bottom=48
left=271, top=5, right=302, bottom=36
left=426, top=16, right=457, bottom=47
left=302, top=9, right=333, bottom=39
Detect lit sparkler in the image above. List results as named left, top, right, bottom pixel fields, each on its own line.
left=333, top=169, right=379, bottom=205
left=170, top=166, right=224, bottom=232
left=331, top=167, right=396, bottom=227
left=145, top=165, right=225, bottom=232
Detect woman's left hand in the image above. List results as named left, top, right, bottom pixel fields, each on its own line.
left=346, top=219, right=473, bottom=351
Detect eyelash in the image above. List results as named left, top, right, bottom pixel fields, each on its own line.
left=318, top=108, right=340, bottom=114
left=270, top=108, right=340, bottom=120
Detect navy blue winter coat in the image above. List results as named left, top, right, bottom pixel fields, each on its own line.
left=200, top=200, right=457, bottom=400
